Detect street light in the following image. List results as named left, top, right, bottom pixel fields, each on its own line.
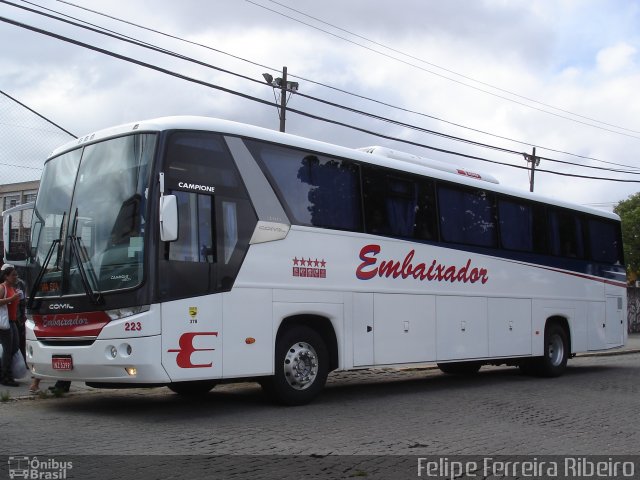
left=262, top=66, right=299, bottom=132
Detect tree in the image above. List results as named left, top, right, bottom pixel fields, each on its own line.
left=614, top=192, right=640, bottom=281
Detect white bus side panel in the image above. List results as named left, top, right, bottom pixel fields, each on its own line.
left=234, top=227, right=621, bottom=369
left=222, top=288, right=274, bottom=378
left=373, top=293, right=436, bottom=364
left=352, top=293, right=373, bottom=366
left=436, top=296, right=488, bottom=360
left=488, top=298, right=532, bottom=357
left=161, top=294, right=223, bottom=381
left=605, top=295, right=625, bottom=346
left=588, top=301, right=607, bottom=350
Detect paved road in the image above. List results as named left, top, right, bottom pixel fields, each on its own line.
left=1, top=353, right=639, bottom=478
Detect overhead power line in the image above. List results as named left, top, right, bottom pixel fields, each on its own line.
left=5, top=0, right=640, bottom=175
left=48, top=0, right=640, bottom=171
left=261, top=0, right=640, bottom=136
left=247, top=0, right=640, bottom=140
left=6, top=0, right=640, bottom=178
left=2, top=14, right=640, bottom=184
left=0, top=88, right=77, bottom=138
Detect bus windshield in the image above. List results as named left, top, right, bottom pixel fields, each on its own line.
left=30, top=133, right=156, bottom=297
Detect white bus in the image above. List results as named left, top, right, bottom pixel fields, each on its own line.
left=16, top=116, right=626, bottom=405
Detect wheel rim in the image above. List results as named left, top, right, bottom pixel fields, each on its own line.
left=283, top=341, right=318, bottom=390
left=547, top=333, right=564, bottom=367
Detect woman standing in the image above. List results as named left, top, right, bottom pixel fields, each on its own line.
left=0, top=264, right=21, bottom=386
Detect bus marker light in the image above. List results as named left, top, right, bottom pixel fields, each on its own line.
left=245, top=337, right=256, bottom=345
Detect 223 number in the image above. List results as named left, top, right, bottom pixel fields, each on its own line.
left=125, top=322, right=142, bottom=332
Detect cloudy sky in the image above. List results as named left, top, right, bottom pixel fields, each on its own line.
left=1, top=0, right=640, bottom=211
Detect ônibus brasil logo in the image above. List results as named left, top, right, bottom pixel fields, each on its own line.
left=8, top=456, right=73, bottom=479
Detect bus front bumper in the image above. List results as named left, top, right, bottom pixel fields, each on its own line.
left=26, top=335, right=171, bottom=384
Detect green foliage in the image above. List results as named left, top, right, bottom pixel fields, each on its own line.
left=615, top=192, right=640, bottom=278
left=0, top=390, right=10, bottom=402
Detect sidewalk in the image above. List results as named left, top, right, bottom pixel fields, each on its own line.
left=4, top=333, right=640, bottom=401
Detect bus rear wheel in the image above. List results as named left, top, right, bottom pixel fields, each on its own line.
left=520, top=323, right=569, bottom=377
left=538, top=323, right=569, bottom=377
left=262, top=325, right=329, bottom=406
left=437, top=361, right=482, bottom=375
left=168, top=380, right=218, bottom=396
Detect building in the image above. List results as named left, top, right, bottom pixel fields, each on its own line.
left=0, top=180, right=39, bottom=256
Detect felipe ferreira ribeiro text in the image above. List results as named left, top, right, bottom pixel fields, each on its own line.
left=417, top=457, right=635, bottom=479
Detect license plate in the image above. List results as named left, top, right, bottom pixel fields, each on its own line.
left=52, top=355, right=73, bottom=371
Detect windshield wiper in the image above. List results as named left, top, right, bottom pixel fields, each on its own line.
left=28, top=212, right=66, bottom=310
left=69, top=209, right=103, bottom=305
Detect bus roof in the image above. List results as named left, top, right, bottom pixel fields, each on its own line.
left=49, top=116, right=620, bottom=221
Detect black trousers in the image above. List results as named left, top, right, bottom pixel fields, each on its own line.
left=0, top=322, right=18, bottom=380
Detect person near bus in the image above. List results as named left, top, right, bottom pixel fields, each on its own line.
left=0, top=264, right=22, bottom=386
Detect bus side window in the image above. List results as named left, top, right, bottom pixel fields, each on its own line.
left=588, top=219, right=623, bottom=264
left=362, top=166, right=437, bottom=241
left=549, top=209, right=584, bottom=258
left=438, top=185, right=497, bottom=248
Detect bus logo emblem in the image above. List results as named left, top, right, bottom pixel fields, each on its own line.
left=168, top=332, right=218, bottom=368
left=189, top=307, right=198, bottom=318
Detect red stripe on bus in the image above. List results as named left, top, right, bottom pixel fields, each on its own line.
left=32, top=311, right=110, bottom=338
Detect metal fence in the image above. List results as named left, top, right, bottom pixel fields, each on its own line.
left=1, top=91, right=74, bottom=261
left=0, top=91, right=73, bottom=185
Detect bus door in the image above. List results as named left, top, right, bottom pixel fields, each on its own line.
left=605, top=294, right=624, bottom=346
left=158, top=131, right=257, bottom=381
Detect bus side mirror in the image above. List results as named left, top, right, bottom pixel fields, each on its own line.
left=1, top=214, right=27, bottom=264
left=2, top=213, right=11, bottom=260
left=159, top=195, right=178, bottom=242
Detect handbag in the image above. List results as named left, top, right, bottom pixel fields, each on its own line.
left=11, top=350, right=27, bottom=379
left=0, top=345, right=27, bottom=379
left=0, top=285, right=9, bottom=330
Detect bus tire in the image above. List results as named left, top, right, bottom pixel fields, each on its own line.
left=168, top=380, right=218, bottom=396
left=536, top=323, right=569, bottom=377
left=262, top=325, right=329, bottom=406
left=437, top=361, right=482, bottom=375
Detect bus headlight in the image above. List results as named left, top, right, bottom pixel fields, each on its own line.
left=106, top=305, right=150, bottom=321
left=108, top=346, right=118, bottom=359
left=125, top=367, right=137, bottom=376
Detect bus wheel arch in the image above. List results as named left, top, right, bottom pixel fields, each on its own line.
left=276, top=315, right=339, bottom=372
left=521, top=316, right=571, bottom=377
left=262, top=315, right=337, bottom=405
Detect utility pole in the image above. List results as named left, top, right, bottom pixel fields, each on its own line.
left=526, top=147, right=540, bottom=192
left=279, top=66, right=287, bottom=133
left=262, top=66, right=299, bottom=133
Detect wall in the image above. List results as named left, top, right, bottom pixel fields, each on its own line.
left=628, top=288, right=640, bottom=333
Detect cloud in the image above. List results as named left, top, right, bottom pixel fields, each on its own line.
left=596, top=42, right=637, bottom=74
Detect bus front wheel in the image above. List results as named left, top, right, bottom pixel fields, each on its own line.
left=262, top=325, right=329, bottom=406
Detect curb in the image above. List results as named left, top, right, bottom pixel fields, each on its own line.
left=576, top=348, right=640, bottom=358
